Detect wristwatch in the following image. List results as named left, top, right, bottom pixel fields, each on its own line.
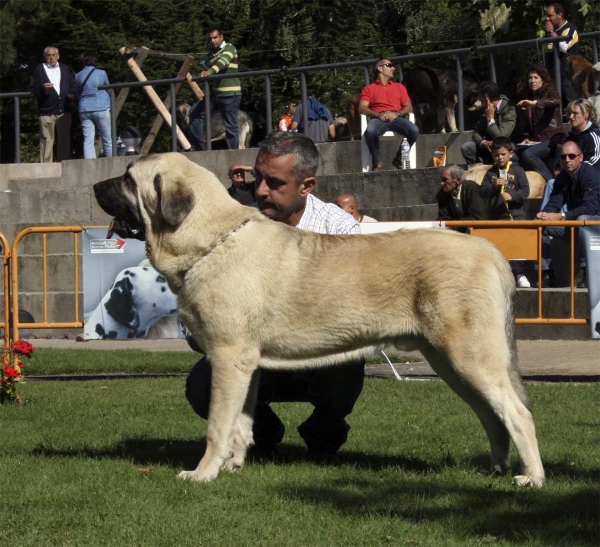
left=560, top=212, right=566, bottom=220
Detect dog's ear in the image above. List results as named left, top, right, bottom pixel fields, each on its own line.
left=154, top=173, right=195, bottom=227
left=104, top=277, right=140, bottom=330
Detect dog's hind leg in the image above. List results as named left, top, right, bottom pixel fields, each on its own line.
left=420, top=342, right=545, bottom=487
left=178, top=348, right=259, bottom=483
left=224, top=369, right=259, bottom=473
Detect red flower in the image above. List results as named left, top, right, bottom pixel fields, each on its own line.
left=11, top=340, right=34, bottom=358
left=3, top=365, right=19, bottom=379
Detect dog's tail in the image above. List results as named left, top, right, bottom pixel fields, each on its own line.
left=500, top=259, right=532, bottom=412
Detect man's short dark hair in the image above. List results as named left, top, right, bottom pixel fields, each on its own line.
left=548, top=3, right=566, bottom=17
left=491, top=136, right=514, bottom=152
left=258, top=131, right=319, bottom=182
left=207, top=26, right=222, bottom=35
left=479, top=81, right=501, bottom=101
left=79, top=52, right=97, bottom=68
left=373, top=59, right=388, bottom=79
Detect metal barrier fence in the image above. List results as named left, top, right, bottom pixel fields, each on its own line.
left=1, top=32, right=598, bottom=162
left=3, top=221, right=599, bottom=346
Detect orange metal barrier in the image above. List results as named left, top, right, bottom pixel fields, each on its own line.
left=6, top=221, right=600, bottom=341
left=0, top=232, right=10, bottom=349
left=446, top=219, right=600, bottom=326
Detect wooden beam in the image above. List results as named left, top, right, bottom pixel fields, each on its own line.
left=140, top=55, right=195, bottom=155
left=123, top=46, right=199, bottom=63
left=119, top=47, right=191, bottom=150
left=185, top=73, right=205, bottom=101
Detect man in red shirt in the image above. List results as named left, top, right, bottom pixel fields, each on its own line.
left=359, top=58, right=419, bottom=170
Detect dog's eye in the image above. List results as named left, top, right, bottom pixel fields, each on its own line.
left=156, top=275, right=166, bottom=283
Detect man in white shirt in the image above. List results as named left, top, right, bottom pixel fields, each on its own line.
left=29, top=46, right=75, bottom=163
left=185, top=132, right=364, bottom=460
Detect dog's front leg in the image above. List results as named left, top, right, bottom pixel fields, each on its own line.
left=178, top=349, right=258, bottom=483
left=225, top=368, right=259, bottom=473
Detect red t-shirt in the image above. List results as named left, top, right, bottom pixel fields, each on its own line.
left=360, top=81, right=411, bottom=113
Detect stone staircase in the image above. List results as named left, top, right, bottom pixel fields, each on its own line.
left=0, top=131, right=591, bottom=339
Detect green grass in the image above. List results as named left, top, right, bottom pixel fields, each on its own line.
left=27, top=349, right=423, bottom=376
left=1, top=377, right=598, bottom=546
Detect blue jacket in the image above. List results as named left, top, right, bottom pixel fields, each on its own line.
left=76, top=66, right=111, bottom=112
left=543, top=162, right=600, bottom=220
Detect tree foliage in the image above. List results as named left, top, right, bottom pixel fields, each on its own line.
left=0, top=0, right=598, bottom=162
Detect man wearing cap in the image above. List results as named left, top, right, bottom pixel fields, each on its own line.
left=227, top=163, right=255, bottom=206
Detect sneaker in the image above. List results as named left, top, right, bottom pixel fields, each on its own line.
left=372, top=162, right=383, bottom=171
left=517, top=274, right=531, bottom=288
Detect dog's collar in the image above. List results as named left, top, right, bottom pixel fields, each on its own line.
left=201, top=219, right=251, bottom=259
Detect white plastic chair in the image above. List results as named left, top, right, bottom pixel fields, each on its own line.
left=361, top=113, right=417, bottom=172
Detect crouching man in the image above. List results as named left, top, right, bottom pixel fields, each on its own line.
left=185, top=132, right=365, bottom=459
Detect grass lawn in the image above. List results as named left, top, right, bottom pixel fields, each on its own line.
left=1, top=360, right=598, bottom=546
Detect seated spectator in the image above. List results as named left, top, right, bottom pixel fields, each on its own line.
left=436, top=164, right=487, bottom=226
left=226, top=163, right=255, bottom=206
left=461, top=81, right=517, bottom=165
left=480, top=137, right=531, bottom=287
left=76, top=52, right=112, bottom=159
left=514, top=64, right=564, bottom=182
left=335, top=193, right=378, bottom=223
left=290, top=95, right=335, bottom=143
left=278, top=103, right=296, bottom=131
left=480, top=137, right=530, bottom=221
left=358, top=58, right=419, bottom=170
left=590, top=62, right=600, bottom=122
left=562, top=99, right=600, bottom=171
left=536, top=140, right=600, bottom=288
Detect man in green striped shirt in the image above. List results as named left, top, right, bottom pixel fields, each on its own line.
left=189, top=27, right=242, bottom=150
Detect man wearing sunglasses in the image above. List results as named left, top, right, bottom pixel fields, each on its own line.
left=536, top=140, right=600, bottom=288
left=359, top=59, right=419, bottom=171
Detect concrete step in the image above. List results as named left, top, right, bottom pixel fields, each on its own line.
left=7, top=177, right=64, bottom=192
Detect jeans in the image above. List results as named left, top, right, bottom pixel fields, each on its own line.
left=518, top=141, right=553, bottom=182
left=461, top=141, right=492, bottom=165
left=80, top=109, right=112, bottom=159
left=363, top=116, right=419, bottom=168
left=185, top=356, right=365, bottom=454
left=188, top=95, right=242, bottom=150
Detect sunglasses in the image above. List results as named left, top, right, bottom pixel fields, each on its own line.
left=560, top=153, right=581, bottom=160
left=380, top=63, right=394, bottom=68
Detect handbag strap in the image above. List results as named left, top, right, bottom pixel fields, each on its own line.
left=79, top=68, right=96, bottom=95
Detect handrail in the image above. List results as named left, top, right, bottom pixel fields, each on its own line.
left=0, top=233, right=10, bottom=349
left=2, top=32, right=598, bottom=161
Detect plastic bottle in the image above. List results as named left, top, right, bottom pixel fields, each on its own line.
left=400, top=138, right=411, bottom=169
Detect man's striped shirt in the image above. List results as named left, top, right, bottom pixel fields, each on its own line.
left=202, top=41, right=241, bottom=97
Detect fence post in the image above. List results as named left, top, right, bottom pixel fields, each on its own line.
left=204, top=81, right=212, bottom=151
left=170, top=83, right=177, bottom=152
left=13, top=97, right=20, bottom=164
left=110, top=89, right=117, bottom=156
left=553, top=46, right=562, bottom=101
left=363, top=65, right=370, bottom=87
left=456, top=55, right=465, bottom=132
left=396, top=61, right=404, bottom=84
left=489, top=52, right=497, bottom=84
left=593, top=39, right=599, bottom=93
left=300, top=72, right=308, bottom=134
left=265, top=74, right=272, bottom=133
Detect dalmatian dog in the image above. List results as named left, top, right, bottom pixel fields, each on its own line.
left=84, top=266, right=180, bottom=339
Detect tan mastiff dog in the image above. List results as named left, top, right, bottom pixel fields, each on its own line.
left=93, top=152, right=545, bottom=487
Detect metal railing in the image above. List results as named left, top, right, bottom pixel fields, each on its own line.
left=4, top=220, right=599, bottom=344
left=1, top=32, right=598, bottom=162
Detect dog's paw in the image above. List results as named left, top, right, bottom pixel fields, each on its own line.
left=177, top=469, right=218, bottom=483
left=224, top=456, right=245, bottom=473
left=513, top=474, right=545, bottom=488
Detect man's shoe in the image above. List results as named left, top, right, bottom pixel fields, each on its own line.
left=391, top=155, right=402, bottom=169
left=531, top=272, right=550, bottom=288
left=372, top=162, right=383, bottom=171
left=517, top=274, right=531, bottom=288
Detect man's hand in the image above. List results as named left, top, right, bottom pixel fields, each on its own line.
left=378, top=112, right=398, bottom=122
left=42, top=82, right=53, bottom=93
left=496, top=176, right=507, bottom=188
left=482, top=140, right=492, bottom=152
left=537, top=212, right=562, bottom=220
left=200, top=70, right=211, bottom=79
left=484, top=100, right=495, bottom=121
left=544, top=20, right=555, bottom=34
left=501, top=192, right=512, bottom=202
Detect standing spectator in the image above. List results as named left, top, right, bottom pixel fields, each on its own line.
left=536, top=140, right=600, bottom=288
left=29, top=46, right=75, bottom=163
left=185, top=132, right=364, bottom=460
left=278, top=103, right=296, bottom=131
left=335, top=193, right=378, bottom=223
left=359, top=58, right=419, bottom=171
left=189, top=27, right=241, bottom=150
left=543, top=3, right=579, bottom=107
left=461, top=81, right=517, bottom=165
left=76, top=53, right=112, bottom=159
left=589, top=63, right=600, bottom=122
left=290, top=95, right=335, bottom=143
left=227, top=163, right=255, bottom=206
left=436, top=164, right=487, bottom=224
left=515, top=64, right=564, bottom=182
left=564, top=99, right=600, bottom=171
